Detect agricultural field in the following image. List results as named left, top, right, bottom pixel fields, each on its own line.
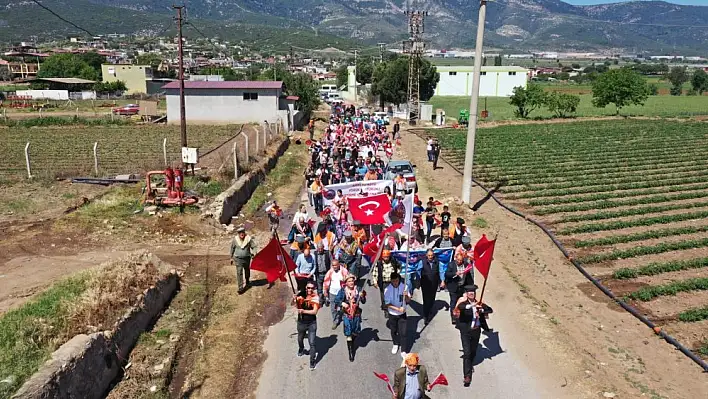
left=0, top=124, right=242, bottom=180
left=429, top=92, right=708, bottom=122
left=427, top=119, right=708, bottom=358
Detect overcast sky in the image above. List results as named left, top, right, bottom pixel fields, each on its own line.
left=565, top=0, right=707, bottom=5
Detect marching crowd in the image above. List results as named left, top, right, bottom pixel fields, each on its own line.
left=230, top=104, right=493, bottom=396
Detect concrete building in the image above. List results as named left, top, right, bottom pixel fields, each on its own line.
left=434, top=66, right=529, bottom=97
left=101, top=64, right=152, bottom=94
left=162, top=81, right=300, bottom=128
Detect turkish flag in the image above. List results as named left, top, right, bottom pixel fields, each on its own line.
left=348, top=194, right=391, bottom=225
left=373, top=372, right=394, bottom=394
left=251, top=237, right=296, bottom=283
left=363, top=223, right=403, bottom=259
left=473, top=234, right=496, bottom=279
left=429, top=372, right=449, bottom=390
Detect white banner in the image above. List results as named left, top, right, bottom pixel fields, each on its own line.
left=322, top=180, right=392, bottom=217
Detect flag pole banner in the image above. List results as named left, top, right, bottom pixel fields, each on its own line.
left=391, top=248, right=455, bottom=283
left=322, top=180, right=392, bottom=212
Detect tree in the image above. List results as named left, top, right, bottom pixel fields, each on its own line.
left=93, top=80, right=126, bottom=94
left=691, top=68, right=708, bottom=95
left=419, top=58, right=440, bottom=102
left=282, top=72, right=320, bottom=118
left=545, top=92, right=580, bottom=118
left=77, top=52, right=106, bottom=76
left=136, top=53, right=164, bottom=70
left=591, top=68, right=649, bottom=115
left=0, top=65, right=12, bottom=81
left=371, top=56, right=439, bottom=106
left=509, top=83, right=547, bottom=119
left=667, top=66, right=688, bottom=96
left=356, top=56, right=374, bottom=85
left=335, top=65, right=348, bottom=90
left=37, top=53, right=99, bottom=81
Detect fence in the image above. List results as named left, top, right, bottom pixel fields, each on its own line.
left=2, top=120, right=286, bottom=181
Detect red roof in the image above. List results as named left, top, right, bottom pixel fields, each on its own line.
left=161, top=81, right=283, bottom=90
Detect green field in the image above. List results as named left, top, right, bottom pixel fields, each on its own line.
left=426, top=119, right=708, bottom=356
left=0, top=125, right=240, bottom=179
left=429, top=94, right=708, bottom=121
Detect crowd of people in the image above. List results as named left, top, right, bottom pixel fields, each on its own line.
left=230, top=104, right=494, bottom=393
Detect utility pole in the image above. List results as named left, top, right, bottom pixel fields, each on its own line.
left=461, top=0, right=488, bottom=205
left=173, top=5, right=187, bottom=148
left=354, top=49, right=358, bottom=104
left=378, top=42, right=386, bottom=63
left=403, top=9, right=426, bottom=125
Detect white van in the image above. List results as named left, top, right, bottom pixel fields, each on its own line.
left=320, top=84, right=338, bottom=93
left=326, top=92, right=342, bottom=104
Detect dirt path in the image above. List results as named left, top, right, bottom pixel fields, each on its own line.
left=398, top=130, right=708, bottom=399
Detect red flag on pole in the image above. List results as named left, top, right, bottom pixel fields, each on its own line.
left=373, top=372, right=394, bottom=394
left=429, top=372, right=449, bottom=390
left=363, top=223, right=403, bottom=259
left=348, top=194, right=392, bottom=225
left=251, top=237, right=296, bottom=283
left=473, top=234, right=496, bottom=279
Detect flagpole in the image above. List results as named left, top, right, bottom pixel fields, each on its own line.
left=358, top=233, right=390, bottom=305
left=478, top=232, right=498, bottom=304
left=274, top=230, right=297, bottom=294
left=403, top=219, right=413, bottom=294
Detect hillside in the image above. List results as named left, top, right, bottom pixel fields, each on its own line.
left=2, top=0, right=708, bottom=53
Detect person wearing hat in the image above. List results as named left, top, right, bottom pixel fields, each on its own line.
left=450, top=217, right=470, bottom=247
left=384, top=272, right=411, bottom=357
left=229, top=226, right=256, bottom=294
left=333, top=274, right=367, bottom=362
left=336, top=230, right=362, bottom=279
left=351, top=220, right=368, bottom=246
left=455, top=284, right=493, bottom=387
left=265, top=200, right=282, bottom=233
left=455, top=236, right=474, bottom=262
left=393, top=353, right=431, bottom=399
left=372, top=249, right=401, bottom=318
left=444, top=252, right=474, bottom=324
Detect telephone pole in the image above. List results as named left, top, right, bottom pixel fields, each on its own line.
left=173, top=5, right=187, bottom=148
left=354, top=49, right=358, bottom=104
left=403, top=10, right=426, bottom=125
left=461, top=0, right=488, bottom=205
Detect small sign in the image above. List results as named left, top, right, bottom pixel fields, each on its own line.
left=182, top=147, right=199, bottom=164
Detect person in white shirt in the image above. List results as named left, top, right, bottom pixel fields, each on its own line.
left=426, top=137, right=434, bottom=162
left=323, top=260, right=349, bottom=329
left=289, top=204, right=311, bottom=243
left=384, top=272, right=411, bottom=358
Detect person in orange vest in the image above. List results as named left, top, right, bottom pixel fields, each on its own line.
left=314, top=223, right=337, bottom=255
left=351, top=220, right=368, bottom=245
left=364, top=167, right=379, bottom=181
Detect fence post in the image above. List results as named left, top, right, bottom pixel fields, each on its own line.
left=232, top=142, right=239, bottom=180
left=93, top=142, right=99, bottom=176
left=163, top=138, right=168, bottom=167
left=39, top=108, right=42, bottom=119
left=238, top=131, right=249, bottom=165
left=76, top=107, right=79, bottom=118
left=3, top=108, right=6, bottom=123
left=254, top=126, right=260, bottom=154
left=24, top=142, right=32, bottom=179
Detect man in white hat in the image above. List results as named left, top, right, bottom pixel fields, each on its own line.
left=230, top=226, right=255, bottom=294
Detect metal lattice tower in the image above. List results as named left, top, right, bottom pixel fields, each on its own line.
left=403, top=10, right=427, bottom=125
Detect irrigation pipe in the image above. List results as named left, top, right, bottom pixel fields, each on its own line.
left=410, top=129, right=708, bottom=372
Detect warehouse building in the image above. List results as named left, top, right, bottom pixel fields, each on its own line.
left=434, top=66, right=529, bottom=97
left=162, top=81, right=300, bottom=128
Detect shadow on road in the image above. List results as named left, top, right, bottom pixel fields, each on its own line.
left=473, top=330, right=505, bottom=366
left=316, top=334, right=338, bottom=363
left=357, top=327, right=380, bottom=347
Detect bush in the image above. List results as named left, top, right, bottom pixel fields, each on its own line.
left=648, top=84, right=659, bottom=95
left=545, top=92, right=580, bottom=118
left=509, top=83, right=547, bottom=119
left=670, top=85, right=683, bottom=96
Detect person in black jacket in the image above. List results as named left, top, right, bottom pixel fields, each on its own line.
left=419, top=249, right=441, bottom=325
left=444, top=252, right=474, bottom=324
left=455, top=284, right=493, bottom=387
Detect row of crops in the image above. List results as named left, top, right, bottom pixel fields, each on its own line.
left=0, top=125, right=243, bottom=179
left=428, top=119, right=708, bottom=357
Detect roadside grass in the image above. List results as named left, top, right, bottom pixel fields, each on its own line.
left=66, top=185, right=143, bottom=226
left=470, top=217, right=489, bottom=229
left=242, top=142, right=307, bottom=217
left=0, top=252, right=171, bottom=397
left=429, top=95, right=708, bottom=121
left=184, top=176, right=225, bottom=198
left=0, top=275, right=90, bottom=398
left=0, top=199, right=33, bottom=214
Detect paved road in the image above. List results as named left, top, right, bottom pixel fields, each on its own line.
left=256, top=188, right=575, bottom=398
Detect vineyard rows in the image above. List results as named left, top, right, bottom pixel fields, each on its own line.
left=430, top=119, right=708, bottom=358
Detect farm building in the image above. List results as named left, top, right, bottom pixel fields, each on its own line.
left=434, top=66, right=529, bottom=97
left=162, top=81, right=301, bottom=128
left=102, top=64, right=152, bottom=94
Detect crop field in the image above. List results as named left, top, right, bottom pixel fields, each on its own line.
left=429, top=94, right=708, bottom=121
left=0, top=125, right=242, bottom=180
left=427, top=119, right=708, bottom=357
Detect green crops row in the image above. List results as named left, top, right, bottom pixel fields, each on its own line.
left=556, top=200, right=708, bottom=223
left=503, top=170, right=705, bottom=194
left=528, top=183, right=708, bottom=206
left=576, top=225, right=708, bottom=248
left=510, top=175, right=708, bottom=199
left=678, top=306, right=708, bottom=322
left=538, top=191, right=708, bottom=215
left=577, top=237, right=708, bottom=264
left=557, top=210, right=708, bottom=235
left=626, top=278, right=708, bottom=302
left=613, top=257, right=708, bottom=279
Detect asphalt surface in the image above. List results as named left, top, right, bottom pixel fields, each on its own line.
left=256, top=188, right=574, bottom=398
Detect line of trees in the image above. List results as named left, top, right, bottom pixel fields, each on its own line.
left=509, top=85, right=580, bottom=119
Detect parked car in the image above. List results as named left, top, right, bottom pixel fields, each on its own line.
left=112, top=104, right=140, bottom=115
left=384, top=160, right=417, bottom=193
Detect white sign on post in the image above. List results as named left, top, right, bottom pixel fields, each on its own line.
left=181, top=147, right=199, bottom=164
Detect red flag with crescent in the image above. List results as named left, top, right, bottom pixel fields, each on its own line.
left=347, top=194, right=391, bottom=224
left=251, top=237, right=296, bottom=283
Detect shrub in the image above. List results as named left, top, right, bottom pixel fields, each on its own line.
left=509, top=83, right=547, bottom=119
left=545, top=92, right=580, bottom=118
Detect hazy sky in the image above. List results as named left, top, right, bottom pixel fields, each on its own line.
left=565, top=0, right=708, bottom=5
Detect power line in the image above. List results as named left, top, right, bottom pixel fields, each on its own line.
left=30, top=0, right=95, bottom=37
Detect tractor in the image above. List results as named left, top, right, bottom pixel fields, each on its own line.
left=458, top=109, right=470, bottom=127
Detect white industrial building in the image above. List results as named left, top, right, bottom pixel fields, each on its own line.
left=434, top=66, right=529, bottom=97
left=163, top=81, right=301, bottom=128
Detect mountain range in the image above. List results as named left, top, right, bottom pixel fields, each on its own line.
left=2, top=0, right=708, bottom=54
